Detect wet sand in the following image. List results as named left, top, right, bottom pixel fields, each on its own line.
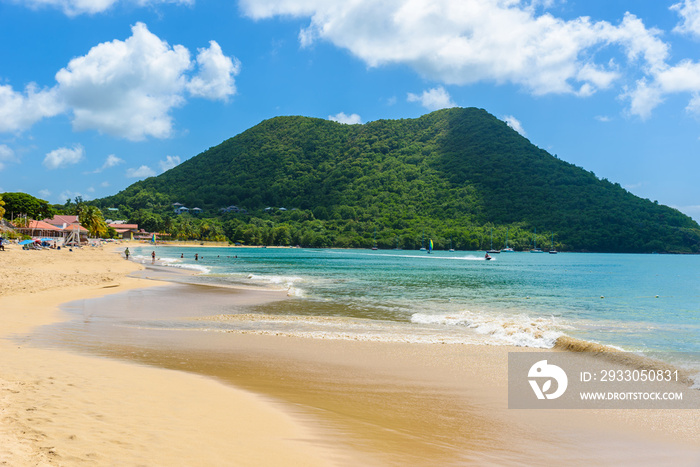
left=38, top=274, right=700, bottom=466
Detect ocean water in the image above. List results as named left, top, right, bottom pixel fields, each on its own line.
left=130, top=247, right=700, bottom=360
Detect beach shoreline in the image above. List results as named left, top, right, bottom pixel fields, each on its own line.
left=2, top=243, right=700, bottom=465
left=0, top=243, right=341, bottom=466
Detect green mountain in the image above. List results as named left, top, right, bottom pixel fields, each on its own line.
left=95, top=107, right=700, bottom=252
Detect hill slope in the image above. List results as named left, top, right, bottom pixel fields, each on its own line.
left=95, top=108, right=700, bottom=252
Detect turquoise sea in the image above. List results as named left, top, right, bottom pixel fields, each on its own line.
left=130, top=246, right=700, bottom=366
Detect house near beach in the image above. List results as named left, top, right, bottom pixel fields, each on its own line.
left=43, top=215, right=89, bottom=242
left=107, top=222, right=140, bottom=240
left=15, top=220, right=63, bottom=239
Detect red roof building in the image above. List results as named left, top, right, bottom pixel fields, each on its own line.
left=108, top=223, right=139, bottom=239
left=44, top=215, right=80, bottom=228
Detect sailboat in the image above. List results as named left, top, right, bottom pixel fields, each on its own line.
left=449, top=237, right=455, bottom=252
left=549, top=232, right=558, bottom=254
left=372, top=227, right=378, bottom=250
left=502, top=227, right=515, bottom=252
left=428, top=238, right=433, bottom=254
left=530, top=228, right=544, bottom=253
left=420, top=231, right=426, bottom=251
left=487, top=227, right=500, bottom=254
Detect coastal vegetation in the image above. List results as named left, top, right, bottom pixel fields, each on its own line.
left=6, top=108, right=700, bottom=252
left=91, top=108, right=700, bottom=253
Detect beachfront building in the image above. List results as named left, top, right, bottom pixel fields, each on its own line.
left=44, top=215, right=81, bottom=230
left=192, top=207, right=203, bottom=215
left=108, top=222, right=140, bottom=240
left=43, top=215, right=89, bottom=243
left=15, top=220, right=63, bottom=239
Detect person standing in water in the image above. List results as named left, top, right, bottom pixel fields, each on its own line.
left=195, top=253, right=198, bottom=261
left=151, top=251, right=156, bottom=263
left=124, top=248, right=130, bottom=260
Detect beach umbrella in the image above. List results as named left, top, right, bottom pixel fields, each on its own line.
left=18, top=240, right=33, bottom=245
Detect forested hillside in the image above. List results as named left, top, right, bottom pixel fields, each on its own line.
left=94, top=108, right=700, bottom=252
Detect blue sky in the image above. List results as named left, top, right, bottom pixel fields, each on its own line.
left=2, top=0, right=700, bottom=222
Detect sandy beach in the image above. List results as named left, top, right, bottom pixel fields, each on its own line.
left=2, top=242, right=700, bottom=465
left=0, top=243, right=339, bottom=466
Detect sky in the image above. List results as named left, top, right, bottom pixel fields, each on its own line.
left=1, top=0, right=700, bottom=222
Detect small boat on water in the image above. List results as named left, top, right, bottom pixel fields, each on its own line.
left=530, top=228, right=544, bottom=252
left=502, top=228, right=515, bottom=252
left=549, top=232, right=557, bottom=254
left=487, top=227, right=500, bottom=254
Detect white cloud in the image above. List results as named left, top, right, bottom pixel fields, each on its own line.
left=0, top=144, right=18, bottom=171
left=103, top=154, right=124, bottom=169
left=15, top=0, right=193, bottom=17
left=672, top=0, right=700, bottom=38
left=241, top=1, right=667, bottom=99
left=90, top=154, right=124, bottom=173
left=55, top=23, right=191, bottom=141
left=407, top=86, right=456, bottom=111
left=595, top=115, right=612, bottom=122
left=623, top=60, right=700, bottom=118
left=43, top=144, right=85, bottom=169
left=0, top=23, right=240, bottom=140
left=503, top=115, right=526, bottom=136
left=159, top=155, right=181, bottom=172
left=0, top=84, right=64, bottom=133
left=243, top=1, right=700, bottom=118
left=328, top=112, right=362, bottom=124
left=39, top=189, right=52, bottom=198
left=126, top=165, right=156, bottom=178
left=187, top=41, right=241, bottom=101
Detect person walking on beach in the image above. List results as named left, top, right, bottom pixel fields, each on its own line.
left=124, top=247, right=130, bottom=260
left=151, top=251, right=156, bottom=264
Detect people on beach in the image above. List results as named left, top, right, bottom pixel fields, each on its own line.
left=124, top=248, right=130, bottom=260
left=195, top=253, right=198, bottom=261
left=0, top=237, right=4, bottom=251
left=151, top=251, right=156, bottom=263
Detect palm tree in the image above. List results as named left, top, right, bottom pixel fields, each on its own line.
left=79, top=205, right=108, bottom=237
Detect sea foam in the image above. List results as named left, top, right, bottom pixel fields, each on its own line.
left=411, top=309, right=565, bottom=348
